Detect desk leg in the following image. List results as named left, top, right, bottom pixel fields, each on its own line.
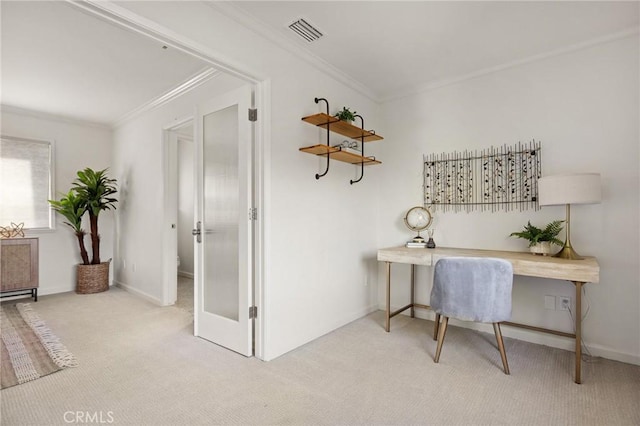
left=385, top=262, right=391, bottom=332
left=574, top=281, right=583, bottom=384
left=410, top=264, right=415, bottom=318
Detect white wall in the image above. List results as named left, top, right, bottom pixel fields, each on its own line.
left=177, top=137, right=194, bottom=277
left=113, top=2, right=382, bottom=360
left=377, top=35, right=639, bottom=364
left=1, top=108, right=114, bottom=295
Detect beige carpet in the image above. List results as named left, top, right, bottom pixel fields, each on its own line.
left=175, top=275, right=194, bottom=314
left=1, top=287, right=638, bottom=425
left=0, top=303, right=76, bottom=389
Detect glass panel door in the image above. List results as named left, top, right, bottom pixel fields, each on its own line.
left=194, top=85, right=252, bottom=356
left=203, top=105, right=239, bottom=321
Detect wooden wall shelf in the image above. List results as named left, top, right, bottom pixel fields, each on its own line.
left=299, top=144, right=381, bottom=165
left=300, top=97, right=383, bottom=183
left=301, top=113, right=383, bottom=142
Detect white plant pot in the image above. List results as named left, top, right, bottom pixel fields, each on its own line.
left=530, top=241, right=552, bottom=256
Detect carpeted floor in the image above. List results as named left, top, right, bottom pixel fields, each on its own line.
left=175, top=275, right=194, bottom=314
left=1, top=287, right=638, bottom=425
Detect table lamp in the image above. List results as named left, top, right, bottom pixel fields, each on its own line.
left=537, top=173, right=601, bottom=260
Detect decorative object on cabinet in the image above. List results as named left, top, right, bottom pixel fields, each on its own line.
left=403, top=206, right=433, bottom=247
left=509, top=220, right=564, bottom=256
left=538, top=173, right=601, bottom=260
left=49, top=168, right=117, bottom=293
left=300, top=97, right=383, bottom=183
left=1, top=237, right=38, bottom=301
left=0, top=222, right=25, bottom=239
left=424, top=140, right=541, bottom=212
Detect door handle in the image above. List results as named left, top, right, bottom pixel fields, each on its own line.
left=192, top=221, right=202, bottom=243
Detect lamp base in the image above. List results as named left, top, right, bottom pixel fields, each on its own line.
left=553, top=245, right=584, bottom=260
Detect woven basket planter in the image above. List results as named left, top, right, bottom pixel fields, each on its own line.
left=76, top=261, right=110, bottom=294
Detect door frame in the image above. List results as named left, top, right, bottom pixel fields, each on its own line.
left=162, top=118, right=194, bottom=308
left=73, top=1, right=270, bottom=360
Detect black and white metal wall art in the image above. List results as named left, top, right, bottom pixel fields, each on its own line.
left=424, top=140, right=541, bottom=212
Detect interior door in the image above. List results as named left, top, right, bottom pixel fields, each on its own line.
left=194, top=85, right=253, bottom=356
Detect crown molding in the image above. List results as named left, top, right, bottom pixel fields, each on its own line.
left=382, top=26, right=640, bottom=103
left=0, top=104, right=111, bottom=130
left=206, top=1, right=381, bottom=103
left=113, top=67, right=220, bottom=128
left=3, top=66, right=219, bottom=130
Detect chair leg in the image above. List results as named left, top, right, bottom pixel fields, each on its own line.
left=493, top=323, right=510, bottom=375
left=434, top=317, right=449, bottom=363
left=433, top=313, right=441, bottom=341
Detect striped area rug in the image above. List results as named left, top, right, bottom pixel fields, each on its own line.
left=1, top=303, right=77, bottom=389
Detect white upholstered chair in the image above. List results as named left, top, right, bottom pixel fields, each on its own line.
left=430, top=257, right=513, bottom=374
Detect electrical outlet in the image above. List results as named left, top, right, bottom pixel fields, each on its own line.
left=132, top=263, right=136, bottom=273
left=558, top=296, right=571, bottom=311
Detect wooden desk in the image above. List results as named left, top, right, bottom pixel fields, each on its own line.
left=377, top=246, right=600, bottom=384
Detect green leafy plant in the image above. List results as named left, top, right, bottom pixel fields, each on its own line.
left=49, top=168, right=117, bottom=265
left=509, top=220, right=564, bottom=247
left=335, top=106, right=357, bottom=122
left=48, top=190, right=89, bottom=265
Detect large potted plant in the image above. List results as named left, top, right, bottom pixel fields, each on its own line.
left=49, top=168, right=117, bottom=293
left=509, top=220, right=563, bottom=256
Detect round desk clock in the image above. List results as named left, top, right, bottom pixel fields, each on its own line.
left=404, top=206, right=433, bottom=243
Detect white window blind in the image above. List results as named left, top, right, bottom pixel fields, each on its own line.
left=0, top=136, right=54, bottom=230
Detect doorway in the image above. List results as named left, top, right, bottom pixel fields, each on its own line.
left=163, top=84, right=257, bottom=357
left=164, top=119, right=194, bottom=310
left=176, top=126, right=194, bottom=313
left=76, top=1, right=269, bottom=360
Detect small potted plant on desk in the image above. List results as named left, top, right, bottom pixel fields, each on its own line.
left=510, top=220, right=564, bottom=256
left=49, top=168, right=117, bottom=293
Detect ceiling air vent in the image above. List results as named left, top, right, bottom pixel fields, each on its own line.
left=288, top=18, right=323, bottom=42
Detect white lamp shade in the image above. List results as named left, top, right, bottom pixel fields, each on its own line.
left=538, top=173, right=601, bottom=206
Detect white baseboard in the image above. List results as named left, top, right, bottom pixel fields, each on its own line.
left=577, top=342, right=640, bottom=366
left=177, top=270, right=194, bottom=279
left=114, top=280, right=164, bottom=306
left=387, top=305, right=640, bottom=366
left=38, top=285, right=75, bottom=296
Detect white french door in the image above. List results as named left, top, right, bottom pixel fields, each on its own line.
left=193, top=86, right=253, bottom=356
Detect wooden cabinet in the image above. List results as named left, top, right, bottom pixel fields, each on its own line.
left=1, top=238, right=39, bottom=301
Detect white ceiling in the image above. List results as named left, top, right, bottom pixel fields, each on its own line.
left=1, top=1, right=637, bottom=126
left=1, top=1, right=211, bottom=126
left=232, top=1, right=639, bottom=100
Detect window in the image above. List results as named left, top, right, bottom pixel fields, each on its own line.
left=0, top=136, right=54, bottom=230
